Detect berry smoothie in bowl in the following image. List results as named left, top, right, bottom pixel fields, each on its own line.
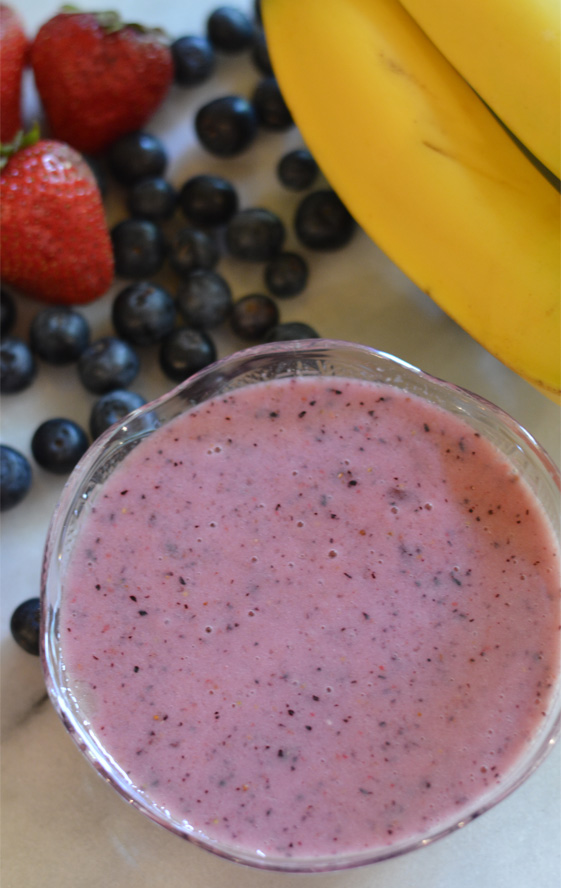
left=40, top=340, right=560, bottom=872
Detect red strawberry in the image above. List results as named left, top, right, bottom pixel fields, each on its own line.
left=30, top=10, right=173, bottom=156
left=0, top=4, right=28, bottom=142
left=0, top=132, right=114, bottom=304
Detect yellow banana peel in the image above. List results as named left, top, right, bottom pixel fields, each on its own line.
left=262, top=0, right=561, bottom=402
left=397, top=0, right=561, bottom=180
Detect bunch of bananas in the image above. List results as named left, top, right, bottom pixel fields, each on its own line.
left=262, top=0, right=560, bottom=401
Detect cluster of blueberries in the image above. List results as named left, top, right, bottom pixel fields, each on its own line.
left=2, top=3, right=358, bottom=653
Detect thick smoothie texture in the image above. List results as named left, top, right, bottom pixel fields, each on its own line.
left=60, top=376, right=560, bottom=859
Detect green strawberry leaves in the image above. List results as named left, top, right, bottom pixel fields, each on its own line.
left=0, top=123, right=41, bottom=170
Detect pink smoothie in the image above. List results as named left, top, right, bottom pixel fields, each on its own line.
left=60, top=376, right=560, bottom=860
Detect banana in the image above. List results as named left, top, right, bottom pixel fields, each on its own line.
left=262, top=0, right=561, bottom=401
left=397, top=0, right=561, bottom=179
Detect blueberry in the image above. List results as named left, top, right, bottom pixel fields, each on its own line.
left=111, top=219, right=167, bottom=279
left=178, top=174, right=239, bottom=228
left=10, top=598, right=41, bottom=655
left=176, top=270, right=233, bottom=329
left=277, top=148, right=319, bottom=191
left=230, top=293, right=279, bottom=340
left=107, top=131, right=167, bottom=185
left=29, top=307, right=90, bottom=364
left=168, top=228, right=220, bottom=277
left=195, top=95, right=257, bottom=157
left=1, top=288, right=16, bottom=336
left=0, top=336, right=36, bottom=393
left=89, top=389, right=147, bottom=440
left=112, top=282, right=176, bottom=346
left=295, top=189, right=356, bottom=250
left=264, top=252, right=309, bottom=297
left=251, top=27, right=273, bottom=75
left=207, top=6, right=254, bottom=53
left=0, top=444, right=32, bottom=510
left=127, top=177, right=177, bottom=221
left=252, top=77, right=293, bottom=130
left=31, top=417, right=89, bottom=474
left=159, top=327, right=217, bottom=382
left=171, top=34, right=216, bottom=86
left=266, top=321, right=320, bottom=342
left=226, top=208, right=285, bottom=261
left=78, top=336, right=140, bottom=394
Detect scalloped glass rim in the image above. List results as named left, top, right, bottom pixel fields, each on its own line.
left=40, top=339, right=561, bottom=873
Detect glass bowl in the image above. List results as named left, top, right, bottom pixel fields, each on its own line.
left=41, top=340, right=560, bottom=872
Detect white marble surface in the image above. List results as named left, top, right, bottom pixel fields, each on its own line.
left=1, top=2, right=560, bottom=886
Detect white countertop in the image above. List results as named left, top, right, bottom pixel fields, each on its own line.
left=2, top=2, right=560, bottom=886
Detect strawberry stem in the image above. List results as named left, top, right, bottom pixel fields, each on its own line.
left=59, top=6, right=123, bottom=32
left=0, top=124, right=41, bottom=170
left=57, top=6, right=168, bottom=37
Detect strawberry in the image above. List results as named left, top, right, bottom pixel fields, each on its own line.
left=0, top=4, right=28, bottom=142
left=30, top=9, right=173, bottom=155
left=0, top=131, right=114, bottom=305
